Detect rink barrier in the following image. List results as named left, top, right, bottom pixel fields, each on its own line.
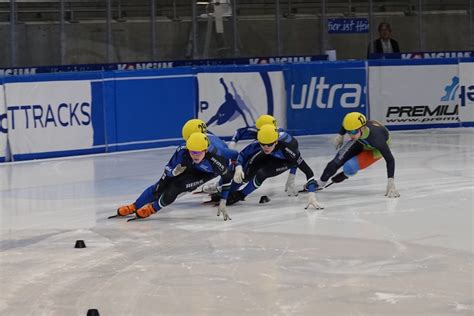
left=0, top=58, right=472, bottom=162
left=2, top=67, right=197, bottom=161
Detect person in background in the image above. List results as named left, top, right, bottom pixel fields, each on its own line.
left=367, top=22, right=400, bottom=57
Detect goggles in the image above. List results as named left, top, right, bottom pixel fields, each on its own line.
left=189, top=150, right=205, bottom=156
left=259, top=142, right=276, bottom=148
left=348, top=129, right=360, bottom=135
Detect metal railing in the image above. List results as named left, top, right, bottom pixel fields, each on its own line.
left=1, top=0, right=472, bottom=67
left=1, top=0, right=469, bottom=22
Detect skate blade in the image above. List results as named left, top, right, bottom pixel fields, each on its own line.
left=108, top=214, right=135, bottom=219
left=298, top=182, right=332, bottom=194
left=323, top=181, right=334, bottom=189
left=202, top=201, right=220, bottom=206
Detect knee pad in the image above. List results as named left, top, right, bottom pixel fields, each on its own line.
left=343, top=158, right=360, bottom=176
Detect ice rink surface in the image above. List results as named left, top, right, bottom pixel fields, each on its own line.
left=1, top=128, right=473, bottom=316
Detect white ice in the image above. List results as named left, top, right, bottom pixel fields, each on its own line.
left=1, top=128, right=473, bottom=315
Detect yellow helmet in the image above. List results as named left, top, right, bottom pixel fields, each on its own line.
left=343, top=112, right=367, bottom=131
left=255, top=114, right=277, bottom=130
left=186, top=132, right=209, bottom=151
left=182, top=119, right=207, bottom=141
left=257, top=124, right=279, bottom=144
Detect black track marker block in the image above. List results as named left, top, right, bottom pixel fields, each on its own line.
left=74, top=240, right=86, bottom=249
left=87, top=309, right=100, bottom=316
left=259, top=195, right=271, bottom=204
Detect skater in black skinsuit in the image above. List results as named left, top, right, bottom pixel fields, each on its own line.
left=316, top=112, right=400, bottom=198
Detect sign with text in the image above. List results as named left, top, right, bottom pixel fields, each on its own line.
left=458, top=61, right=474, bottom=123
left=0, top=55, right=328, bottom=76
left=369, top=50, right=474, bottom=60
left=369, top=62, right=462, bottom=127
left=328, top=18, right=369, bottom=34
left=4, top=80, right=95, bottom=159
left=285, top=61, right=367, bottom=135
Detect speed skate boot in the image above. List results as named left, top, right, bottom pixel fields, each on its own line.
left=136, top=204, right=157, bottom=219
left=117, top=203, right=136, bottom=216
left=330, top=172, right=348, bottom=184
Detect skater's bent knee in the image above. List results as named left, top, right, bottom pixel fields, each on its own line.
left=343, top=159, right=359, bottom=176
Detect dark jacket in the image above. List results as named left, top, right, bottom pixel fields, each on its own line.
left=367, top=38, right=400, bottom=58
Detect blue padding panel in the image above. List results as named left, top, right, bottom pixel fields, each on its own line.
left=285, top=61, right=367, bottom=135
left=109, top=68, right=197, bottom=151
left=0, top=77, right=6, bottom=161
left=101, top=71, right=117, bottom=150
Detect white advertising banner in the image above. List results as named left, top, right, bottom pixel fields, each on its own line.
left=197, top=71, right=286, bottom=137
left=369, top=64, right=460, bottom=126
left=0, top=85, right=7, bottom=162
left=5, top=80, right=93, bottom=157
left=458, top=62, right=474, bottom=123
